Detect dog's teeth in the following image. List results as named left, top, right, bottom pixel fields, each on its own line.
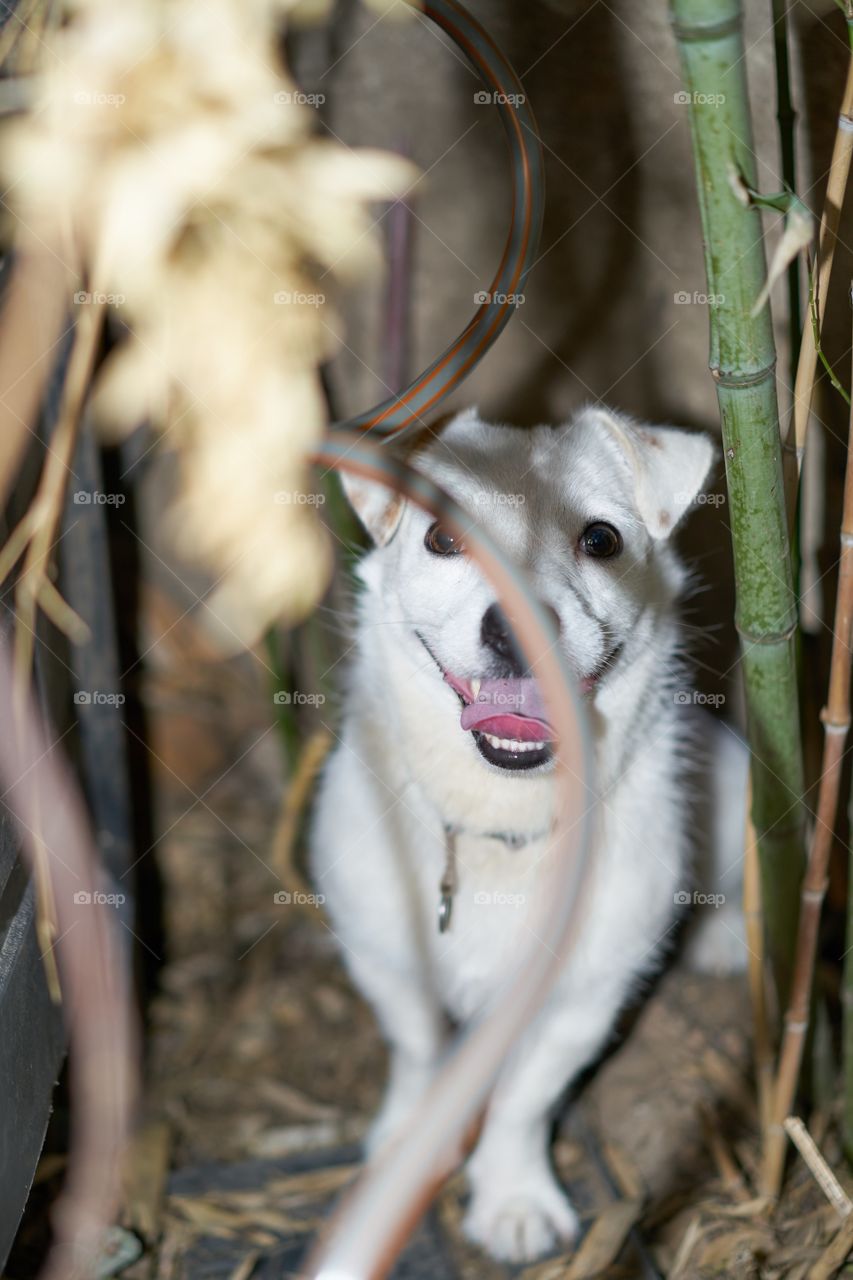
left=481, top=733, right=545, bottom=755
left=470, top=677, right=481, bottom=699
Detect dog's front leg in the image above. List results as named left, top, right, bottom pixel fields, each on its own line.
left=463, top=982, right=625, bottom=1263
left=348, top=952, right=446, bottom=1159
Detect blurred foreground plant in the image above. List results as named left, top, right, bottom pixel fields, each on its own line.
left=2, top=0, right=414, bottom=654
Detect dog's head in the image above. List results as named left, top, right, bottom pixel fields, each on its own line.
left=343, top=406, right=715, bottom=778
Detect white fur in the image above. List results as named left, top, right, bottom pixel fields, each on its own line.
left=310, top=406, right=747, bottom=1263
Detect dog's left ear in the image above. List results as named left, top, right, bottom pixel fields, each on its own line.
left=590, top=408, right=716, bottom=539
left=340, top=472, right=406, bottom=547
left=339, top=419, right=451, bottom=545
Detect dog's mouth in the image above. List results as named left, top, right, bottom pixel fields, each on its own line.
left=417, top=634, right=622, bottom=773
left=444, top=671, right=554, bottom=770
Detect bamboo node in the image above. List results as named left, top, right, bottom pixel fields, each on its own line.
left=670, top=14, right=742, bottom=42
left=839, top=113, right=853, bottom=133
left=735, top=618, right=798, bottom=645
left=711, top=361, right=777, bottom=390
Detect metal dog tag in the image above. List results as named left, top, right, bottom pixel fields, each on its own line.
left=438, top=826, right=458, bottom=934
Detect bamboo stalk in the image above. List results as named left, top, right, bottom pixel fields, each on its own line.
left=771, top=0, right=800, bottom=387
left=846, top=803, right=853, bottom=1165
left=762, top=290, right=853, bottom=1198
left=671, top=0, right=806, bottom=1004
left=783, top=1117, right=853, bottom=1217
left=4, top=296, right=103, bottom=710
left=841, top=329, right=853, bottom=1173
left=785, top=48, right=853, bottom=525
left=744, top=787, right=775, bottom=1138
left=0, top=250, right=74, bottom=511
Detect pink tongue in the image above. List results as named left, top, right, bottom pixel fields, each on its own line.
left=451, top=676, right=552, bottom=743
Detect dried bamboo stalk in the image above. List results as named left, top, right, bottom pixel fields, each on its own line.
left=1, top=296, right=104, bottom=708
left=771, top=0, right=800, bottom=385
left=785, top=54, right=853, bottom=524
left=0, top=251, right=73, bottom=510
left=762, top=296, right=853, bottom=1198
left=783, top=1117, right=853, bottom=1218
left=744, top=784, right=774, bottom=1138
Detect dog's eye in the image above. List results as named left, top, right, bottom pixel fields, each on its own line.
left=425, top=521, right=464, bottom=556
left=579, top=522, right=622, bottom=559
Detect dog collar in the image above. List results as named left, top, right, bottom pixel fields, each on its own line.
left=437, top=821, right=550, bottom=933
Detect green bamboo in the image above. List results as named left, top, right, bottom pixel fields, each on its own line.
left=670, top=0, right=806, bottom=1004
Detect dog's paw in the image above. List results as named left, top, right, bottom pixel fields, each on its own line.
left=463, top=1174, right=579, bottom=1263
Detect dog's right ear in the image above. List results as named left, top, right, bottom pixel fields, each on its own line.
left=340, top=472, right=406, bottom=547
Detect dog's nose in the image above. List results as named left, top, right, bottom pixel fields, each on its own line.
left=480, top=602, right=560, bottom=672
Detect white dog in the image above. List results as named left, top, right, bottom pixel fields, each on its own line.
left=310, top=406, right=746, bottom=1263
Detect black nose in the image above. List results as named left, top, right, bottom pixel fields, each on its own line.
left=480, top=602, right=560, bottom=673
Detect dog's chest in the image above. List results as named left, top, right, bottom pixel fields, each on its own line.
left=413, top=788, right=682, bottom=1023
left=416, top=832, right=544, bottom=1019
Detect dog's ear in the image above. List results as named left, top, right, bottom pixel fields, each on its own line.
left=340, top=472, right=406, bottom=546
left=339, top=417, right=458, bottom=545
left=588, top=408, right=716, bottom=539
